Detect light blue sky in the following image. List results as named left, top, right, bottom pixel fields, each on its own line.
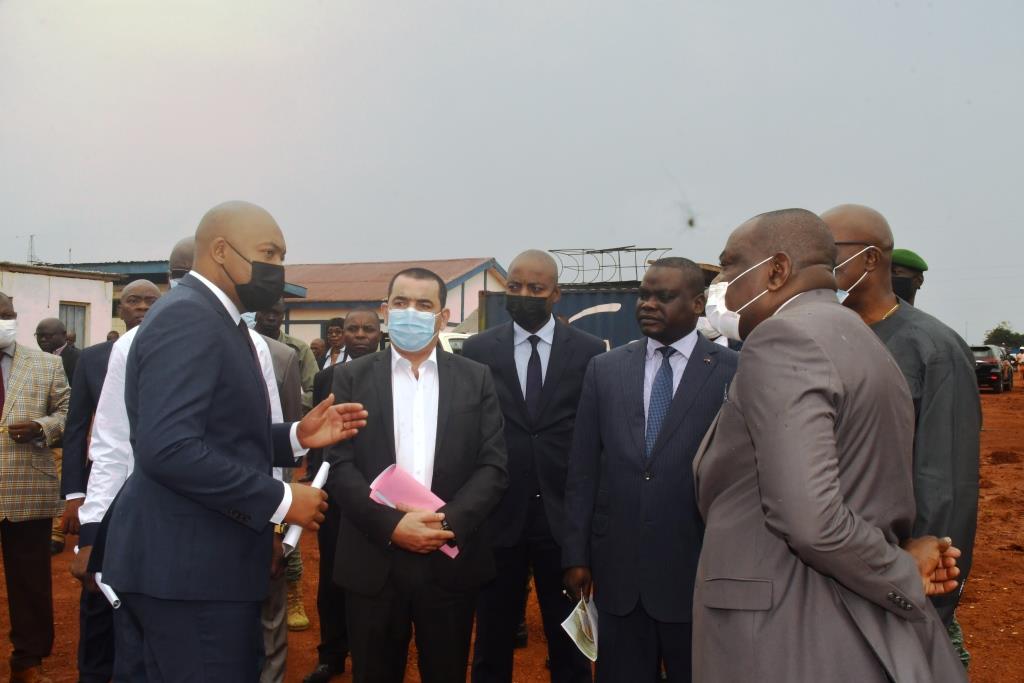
left=2, top=1, right=1021, bottom=341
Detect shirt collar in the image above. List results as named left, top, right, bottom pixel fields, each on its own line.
left=645, top=328, right=698, bottom=361
left=188, top=270, right=242, bottom=324
left=513, top=315, right=556, bottom=346
left=391, top=346, right=439, bottom=374
left=0, top=343, right=15, bottom=359
left=52, top=343, right=67, bottom=356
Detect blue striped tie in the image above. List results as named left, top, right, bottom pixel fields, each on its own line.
left=645, top=346, right=676, bottom=457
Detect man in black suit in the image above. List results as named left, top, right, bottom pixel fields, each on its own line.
left=62, top=278, right=160, bottom=683
left=464, top=250, right=603, bottom=683
left=563, top=258, right=738, bottom=683
left=99, top=201, right=368, bottom=682
left=35, top=318, right=80, bottom=386
left=303, top=309, right=382, bottom=683
left=325, top=268, right=508, bottom=683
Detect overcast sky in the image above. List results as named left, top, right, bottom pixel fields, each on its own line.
left=2, top=1, right=1021, bottom=341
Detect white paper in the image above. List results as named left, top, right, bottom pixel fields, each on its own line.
left=282, top=462, right=330, bottom=556
left=560, top=594, right=598, bottom=662
left=93, top=572, right=121, bottom=610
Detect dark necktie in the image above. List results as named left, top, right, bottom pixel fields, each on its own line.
left=645, top=346, right=676, bottom=458
left=525, top=335, right=543, bottom=420
left=239, top=321, right=271, bottom=418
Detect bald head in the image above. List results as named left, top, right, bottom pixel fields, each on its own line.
left=35, top=317, right=66, bottom=352
left=821, top=204, right=900, bottom=320
left=190, top=201, right=287, bottom=312
left=169, top=236, right=195, bottom=277
left=506, top=249, right=561, bottom=332
left=120, top=279, right=161, bottom=330
left=731, top=208, right=837, bottom=271
left=820, top=204, right=894, bottom=253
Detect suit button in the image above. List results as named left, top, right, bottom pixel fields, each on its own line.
left=643, top=472, right=652, bottom=481
left=887, top=591, right=896, bottom=600
left=532, top=434, right=539, bottom=439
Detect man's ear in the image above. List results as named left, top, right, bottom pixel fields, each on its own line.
left=440, top=309, right=451, bottom=329
left=211, top=237, right=228, bottom=265
left=380, top=302, right=389, bottom=324
left=766, top=253, right=792, bottom=291
left=692, top=291, right=707, bottom=315
left=863, top=247, right=882, bottom=272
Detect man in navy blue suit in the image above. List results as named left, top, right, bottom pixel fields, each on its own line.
left=62, top=278, right=160, bottom=683
left=466, top=250, right=603, bottom=683
left=99, top=201, right=368, bottom=683
left=562, top=257, right=738, bottom=683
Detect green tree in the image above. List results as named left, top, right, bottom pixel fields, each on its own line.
left=983, top=321, right=1024, bottom=348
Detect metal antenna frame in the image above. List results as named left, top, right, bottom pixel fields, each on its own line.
left=549, top=246, right=671, bottom=284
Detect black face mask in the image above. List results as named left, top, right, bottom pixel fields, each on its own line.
left=223, top=241, right=285, bottom=312
left=506, top=295, right=552, bottom=331
left=891, top=276, right=917, bottom=305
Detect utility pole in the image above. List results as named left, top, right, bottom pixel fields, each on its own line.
left=27, top=234, right=38, bottom=264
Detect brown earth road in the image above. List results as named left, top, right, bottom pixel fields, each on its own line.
left=3, top=391, right=1020, bottom=682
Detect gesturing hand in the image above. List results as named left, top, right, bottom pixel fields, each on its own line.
left=903, top=536, right=962, bottom=597
left=296, top=395, right=368, bottom=450
left=390, top=503, right=455, bottom=554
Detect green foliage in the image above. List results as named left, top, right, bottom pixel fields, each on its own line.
left=984, top=321, right=1024, bottom=349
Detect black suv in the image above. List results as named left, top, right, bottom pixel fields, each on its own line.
left=971, top=345, right=1014, bottom=393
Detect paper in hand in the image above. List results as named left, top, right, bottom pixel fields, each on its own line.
left=283, top=462, right=329, bottom=556
left=560, top=593, right=598, bottom=662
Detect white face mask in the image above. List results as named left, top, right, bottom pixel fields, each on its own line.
left=704, top=256, right=773, bottom=342
left=168, top=278, right=182, bottom=289
left=833, top=246, right=875, bottom=305
left=0, top=319, right=18, bottom=349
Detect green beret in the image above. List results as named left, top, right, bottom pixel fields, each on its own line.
left=892, top=248, right=928, bottom=272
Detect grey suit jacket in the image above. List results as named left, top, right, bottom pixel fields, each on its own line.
left=692, top=289, right=966, bottom=683
left=261, top=334, right=303, bottom=423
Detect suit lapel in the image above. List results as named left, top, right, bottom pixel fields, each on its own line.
left=373, top=352, right=397, bottom=462
left=494, top=324, right=530, bottom=429
left=535, top=322, right=572, bottom=427
left=434, top=351, right=453, bottom=456
left=624, top=340, right=647, bottom=459
left=648, top=335, right=718, bottom=463
left=2, top=345, right=31, bottom=423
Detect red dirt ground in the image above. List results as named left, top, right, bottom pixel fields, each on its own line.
left=3, top=391, right=1021, bottom=682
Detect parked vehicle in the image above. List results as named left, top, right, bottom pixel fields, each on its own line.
left=971, top=345, right=1014, bottom=393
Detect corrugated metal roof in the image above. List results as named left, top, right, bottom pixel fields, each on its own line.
left=287, top=258, right=503, bottom=303
left=2, top=261, right=121, bottom=282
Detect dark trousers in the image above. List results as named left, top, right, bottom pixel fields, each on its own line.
left=114, top=593, right=263, bottom=683
left=472, top=498, right=592, bottom=683
left=316, top=499, right=348, bottom=669
left=345, top=555, right=476, bottom=683
left=0, top=518, right=54, bottom=671
left=78, top=586, right=115, bottom=682
left=596, top=601, right=691, bottom=683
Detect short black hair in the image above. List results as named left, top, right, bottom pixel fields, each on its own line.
left=387, top=268, right=447, bottom=307
left=343, top=309, right=381, bottom=328
left=649, top=257, right=706, bottom=295
left=326, top=317, right=345, bottom=330
left=751, top=208, right=837, bottom=269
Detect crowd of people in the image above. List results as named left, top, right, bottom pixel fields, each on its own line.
left=0, top=200, right=980, bottom=683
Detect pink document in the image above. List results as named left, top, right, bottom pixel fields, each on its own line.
left=369, top=464, right=459, bottom=558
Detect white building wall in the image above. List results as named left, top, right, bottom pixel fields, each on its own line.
left=0, top=269, right=114, bottom=348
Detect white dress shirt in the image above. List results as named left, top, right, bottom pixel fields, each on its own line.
left=321, top=347, right=347, bottom=369
left=512, top=315, right=555, bottom=398
left=392, top=348, right=439, bottom=490
left=79, top=271, right=301, bottom=529
left=642, top=329, right=698, bottom=422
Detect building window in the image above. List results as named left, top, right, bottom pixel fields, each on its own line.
left=59, top=302, right=88, bottom=346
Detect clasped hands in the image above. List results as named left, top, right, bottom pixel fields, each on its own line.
left=902, top=535, right=962, bottom=597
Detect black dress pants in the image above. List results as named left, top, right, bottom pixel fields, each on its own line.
left=345, top=554, right=476, bottom=683
left=78, top=586, right=115, bottom=682
left=472, top=497, right=592, bottom=683
left=595, top=601, right=691, bottom=683
left=0, top=518, right=54, bottom=672
left=315, top=498, right=349, bottom=669
left=114, top=592, right=262, bottom=683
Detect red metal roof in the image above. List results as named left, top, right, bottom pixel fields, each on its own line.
left=285, top=258, right=502, bottom=303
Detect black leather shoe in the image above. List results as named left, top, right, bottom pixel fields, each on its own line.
left=303, top=663, right=344, bottom=683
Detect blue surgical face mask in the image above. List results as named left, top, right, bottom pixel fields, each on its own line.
left=833, top=246, right=875, bottom=305
left=168, top=278, right=182, bottom=289
left=387, top=308, right=440, bottom=353
left=240, top=311, right=257, bottom=329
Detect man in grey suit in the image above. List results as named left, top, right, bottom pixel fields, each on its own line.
left=694, top=208, right=965, bottom=682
